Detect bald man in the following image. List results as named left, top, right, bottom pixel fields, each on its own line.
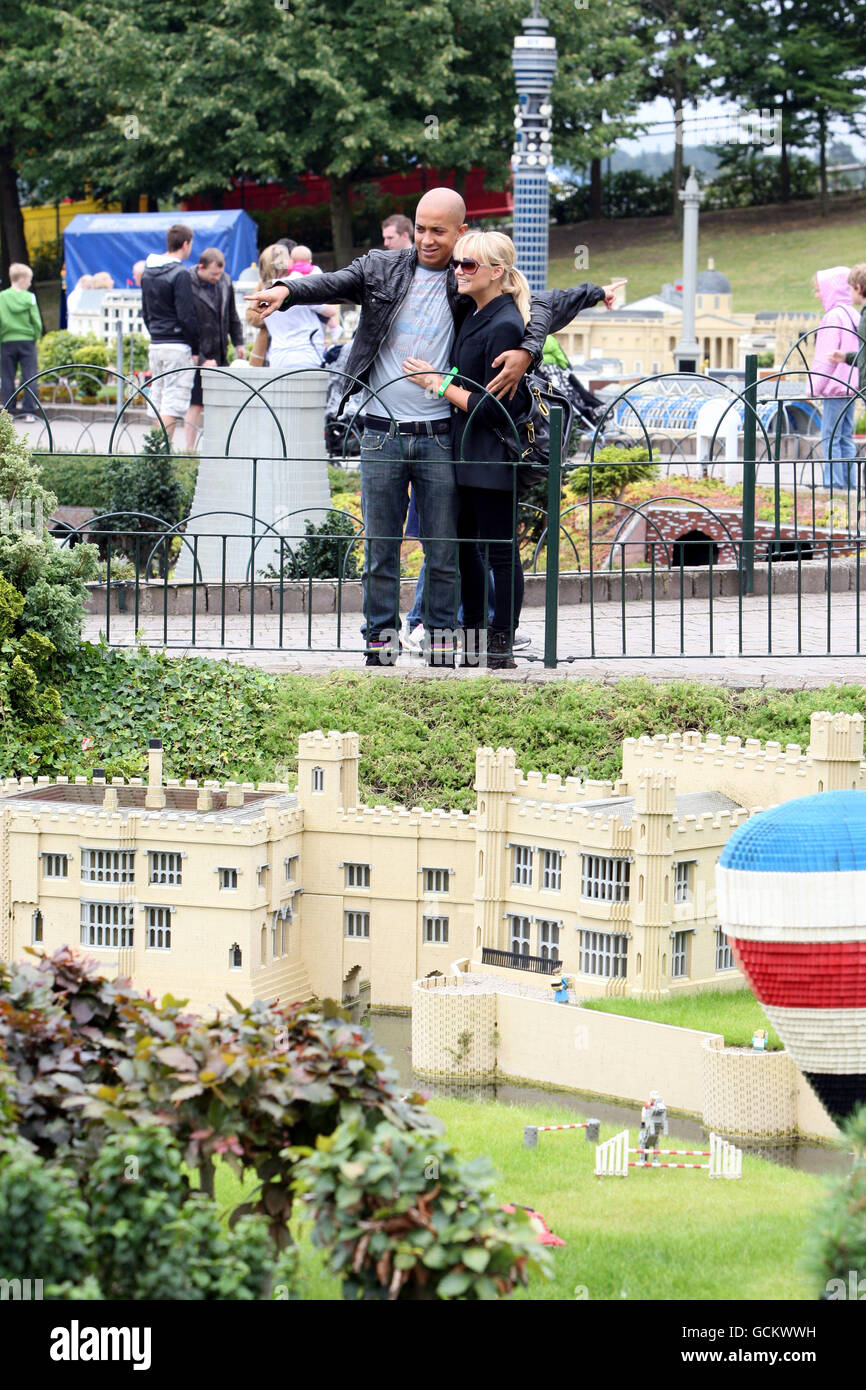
left=249, top=187, right=616, bottom=667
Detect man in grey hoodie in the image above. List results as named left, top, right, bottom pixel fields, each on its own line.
left=141, top=224, right=200, bottom=443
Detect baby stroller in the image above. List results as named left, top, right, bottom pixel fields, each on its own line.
left=535, top=362, right=606, bottom=459
left=324, top=340, right=363, bottom=463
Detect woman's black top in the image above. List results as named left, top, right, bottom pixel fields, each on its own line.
left=451, top=295, right=531, bottom=491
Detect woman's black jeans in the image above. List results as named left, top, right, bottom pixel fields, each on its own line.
left=457, top=486, right=524, bottom=637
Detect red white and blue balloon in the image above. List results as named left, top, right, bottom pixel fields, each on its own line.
left=717, top=790, right=866, bottom=1123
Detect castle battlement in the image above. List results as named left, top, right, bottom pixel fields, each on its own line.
left=297, top=730, right=360, bottom=760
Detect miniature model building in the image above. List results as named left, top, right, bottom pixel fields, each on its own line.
left=1, top=713, right=863, bottom=1014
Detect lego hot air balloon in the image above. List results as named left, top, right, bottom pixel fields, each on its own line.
left=717, top=791, right=866, bottom=1123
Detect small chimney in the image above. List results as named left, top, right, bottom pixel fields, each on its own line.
left=196, top=786, right=213, bottom=812
left=103, top=785, right=119, bottom=811
left=93, top=767, right=106, bottom=785
left=146, top=739, right=165, bottom=810
left=224, top=781, right=244, bottom=808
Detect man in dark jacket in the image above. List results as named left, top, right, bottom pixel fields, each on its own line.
left=141, top=223, right=200, bottom=444
left=250, top=188, right=617, bottom=666
left=183, top=247, right=245, bottom=450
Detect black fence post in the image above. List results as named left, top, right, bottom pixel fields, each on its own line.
left=742, top=352, right=758, bottom=596
left=544, top=405, right=563, bottom=669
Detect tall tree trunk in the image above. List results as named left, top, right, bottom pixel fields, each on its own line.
left=0, top=143, right=28, bottom=285
left=672, top=96, right=684, bottom=232
left=329, top=174, right=354, bottom=266
left=588, top=157, right=603, bottom=220
left=818, top=110, right=828, bottom=217
left=779, top=124, right=790, bottom=203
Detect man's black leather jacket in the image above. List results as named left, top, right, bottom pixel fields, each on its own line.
left=273, top=247, right=604, bottom=410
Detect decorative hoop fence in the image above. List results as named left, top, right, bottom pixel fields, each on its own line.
left=7, top=349, right=866, bottom=664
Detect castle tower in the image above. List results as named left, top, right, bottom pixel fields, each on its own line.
left=296, top=731, right=359, bottom=828
left=629, top=770, right=677, bottom=999
left=808, top=712, right=865, bottom=793
left=473, top=747, right=517, bottom=959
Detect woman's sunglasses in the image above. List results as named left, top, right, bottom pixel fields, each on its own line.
left=451, top=257, right=480, bottom=273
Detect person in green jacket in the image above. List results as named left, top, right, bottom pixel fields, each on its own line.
left=828, top=263, right=866, bottom=402
left=0, top=262, right=43, bottom=421
left=541, top=333, right=570, bottom=370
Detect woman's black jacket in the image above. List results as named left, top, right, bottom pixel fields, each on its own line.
left=451, top=294, right=531, bottom=491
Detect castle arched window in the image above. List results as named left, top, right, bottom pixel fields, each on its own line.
left=229, top=942, right=242, bottom=969
left=312, top=767, right=324, bottom=793
left=32, top=910, right=43, bottom=944
left=260, top=925, right=267, bottom=965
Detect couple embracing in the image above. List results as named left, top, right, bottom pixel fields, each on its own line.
left=251, top=187, right=620, bottom=669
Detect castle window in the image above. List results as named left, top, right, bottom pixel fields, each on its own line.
left=32, top=910, right=43, bottom=943
left=580, top=929, right=627, bottom=978
left=345, top=910, right=370, bottom=939
left=149, top=851, right=183, bottom=886
left=42, top=853, right=68, bottom=879
left=257, top=864, right=269, bottom=889
left=423, top=915, right=449, bottom=945
left=715, top=927, right=735, bottom=972
left=344, top=862, right=370, bottom=889
left=229, top=942, right=242, bottom=969
left=541, top=850, right=562, bottom=892
left=512, top=845, right=533, bottom=887
left=671, top=930, right=689, bottom=979
left=284, top=855, right=299, bottom=883
left=145, top=906, right=172, bottom=951
left=674, top=861, right=692, bottom=904
left=538, top=919, right=560, bottom=961
left=508, top=914, right=531, bottom=955
left=219, top=867, right=238, bottom=891
left=423, top=867, right=450, bottom=894
left=80, top=901, right=134, bottom=949
left=81, top=848, right=135, bottom=884
left=581, top=855, right=630, bottom=903
left=312, top=767, right=324, bottom=793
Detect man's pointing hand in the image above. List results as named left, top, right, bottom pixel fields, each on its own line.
left=244, top=284, right=290, bottom=319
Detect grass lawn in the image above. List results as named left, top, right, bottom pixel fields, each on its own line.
left=211, top=1094, right=825, bottom=1301
left=547, top=195, right=866, bottom=314
left=15, top=653, right=866, bottom=807
left=582, top=988, right=782, bottom=1050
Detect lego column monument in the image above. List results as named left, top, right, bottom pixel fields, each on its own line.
left=511, top=1, right=557, bottom=293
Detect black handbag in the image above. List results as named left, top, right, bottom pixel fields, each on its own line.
left=495, top=372, right=575, bottom=492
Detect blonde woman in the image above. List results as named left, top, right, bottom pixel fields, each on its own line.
left=403, top=230, right=531, bottom=668
left=245, top=244, right=291, bottom=364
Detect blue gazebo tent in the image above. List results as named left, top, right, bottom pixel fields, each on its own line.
left=63, top=210, right=259, bottom=289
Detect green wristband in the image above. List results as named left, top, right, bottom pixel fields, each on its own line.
left=438, top=366, right=458, bottom=396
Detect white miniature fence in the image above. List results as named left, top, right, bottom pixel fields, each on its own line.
left=595, top=1129, right=742, bottom=1179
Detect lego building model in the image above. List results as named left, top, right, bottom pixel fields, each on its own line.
left=0, top=713, right=863, bottom=1024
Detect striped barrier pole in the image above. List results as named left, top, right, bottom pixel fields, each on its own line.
left=524, top=1119, right=601, bottom=1148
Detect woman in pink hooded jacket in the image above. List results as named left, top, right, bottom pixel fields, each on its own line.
left=810, top=266, right=860, bottom=489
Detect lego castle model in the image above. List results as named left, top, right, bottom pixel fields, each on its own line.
left=1, top=713, right=862, bottom=1015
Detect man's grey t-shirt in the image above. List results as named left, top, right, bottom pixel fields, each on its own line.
left=366, top=265, right=453, bottom=421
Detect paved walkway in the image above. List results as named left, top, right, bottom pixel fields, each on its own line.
left=82, top=586, right=866, bottom=687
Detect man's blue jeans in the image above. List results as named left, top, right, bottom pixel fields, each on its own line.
left=821, top=397, right=857, bottom=489
left=360, top=426, right=459, bottom=642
